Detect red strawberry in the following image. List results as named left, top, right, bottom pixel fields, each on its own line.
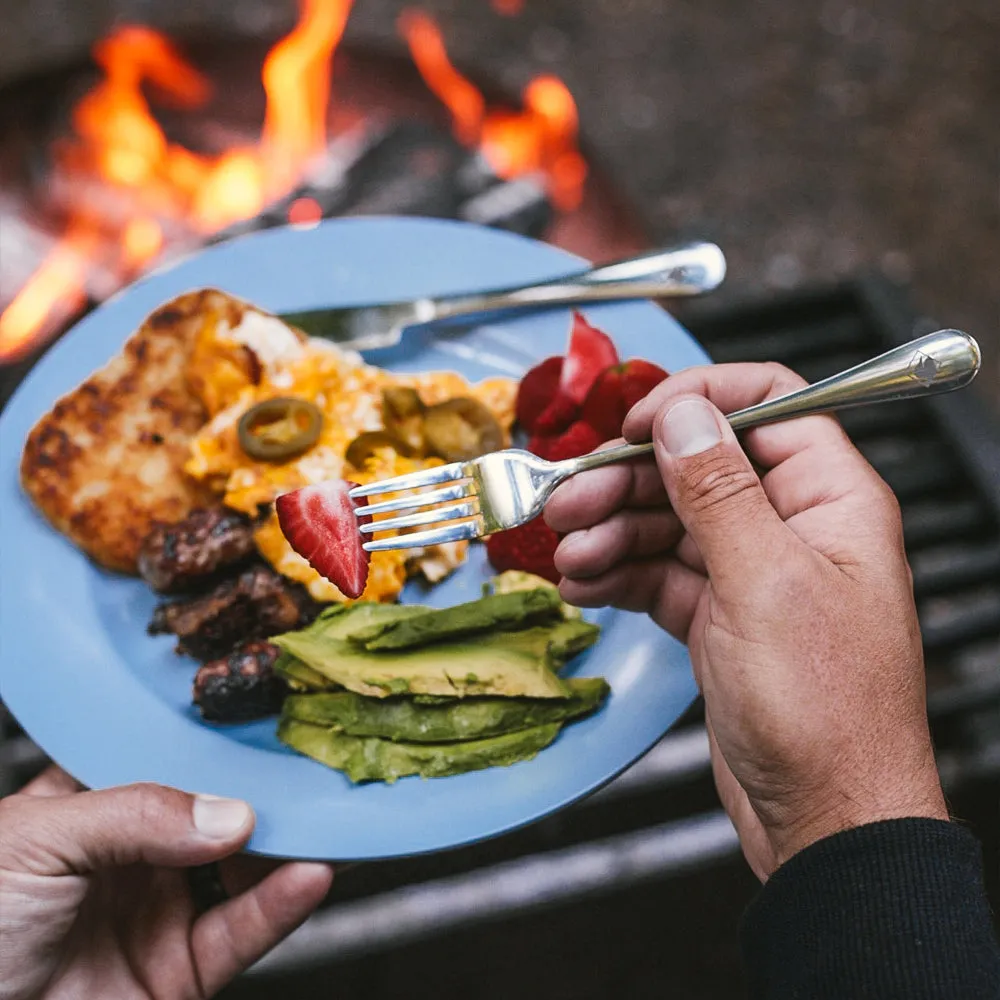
left=275, top=479, right=371, bottom=599
left=532, top=392, right=579, bottom=436
left=559, top=311, right=619, bottom=405
left=516, top=355, right=563, bottom=434
left=486, top=515, right=561, bottom=584
left=581, top=359, right=669, bottom=441
left=529, top=420, right=603, bottom=461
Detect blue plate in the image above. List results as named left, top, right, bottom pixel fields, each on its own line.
left=0, top=217, right=709, bottom=860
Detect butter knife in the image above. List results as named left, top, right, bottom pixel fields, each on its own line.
left=277, top=241, right=726, bottom=351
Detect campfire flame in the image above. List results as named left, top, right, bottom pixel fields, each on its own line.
left=0, top=3, right=351, bottom=361
left=399, top=10, right=586, bottom=211
left=0, top=1, right=586, bottom=362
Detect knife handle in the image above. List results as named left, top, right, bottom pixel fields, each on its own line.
left=429, top=241, right=726, bottom=321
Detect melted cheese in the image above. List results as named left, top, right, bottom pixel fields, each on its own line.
left=183, top=311, right=514, bottom=604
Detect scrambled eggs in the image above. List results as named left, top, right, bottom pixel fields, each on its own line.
left=183, top=305, right=516, bottom=604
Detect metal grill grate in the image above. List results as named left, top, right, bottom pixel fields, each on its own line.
left=1, top=275, right=998, bottom=978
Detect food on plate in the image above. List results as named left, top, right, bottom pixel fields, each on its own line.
left=19, top=290, right=221, bottom=573
left=515, top=355, right=564, bottom=435
left=581, top=358, right=669, bottom=441
left=236, top=397, right=324, bottom=461
left=274, top=572, right=610, bottom=782
left=528, top=420, right=603, bottom=462
left=486, top=512, right=562, bottom=583
left=526, top=312, right=619, bottom=436
left=344, top=430, right=416, bottom=469
left=280, top=677, right=609, bottom=742
left=277, top=717, right=563, bottom=784
left=273, top=649, right=338, bottom=692
left=348, top=588, right=565, bottom=651
left=558, top=311, right=620, bottom=406
left=18, top=286, right=621, bottom=785
left=149, top=564, right=319, bottom=662
left=275, top=479, right=371, bottom=600
left=489, top=569, right=581, bottom=616
left=271, top=579, right=597, bottom=697
left=421, top=396, right=503, bottom=461
left=273, top=611, right=582, bottom=699
left=274, top=576, right=608, bottom=783
left=487, top=313, right=669, bottom=581
left=193, top=640, right=287, bottom=723
left=180, top=291, right=516, bottom=603
left=138, top=506, right=257, bottom=594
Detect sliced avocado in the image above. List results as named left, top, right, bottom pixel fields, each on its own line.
left=272, top=650, right=337, bottom=691
left=303, top=601, right=427, bottom=641
left=277, top=717, right=561, bottom=783
left=488, top=570, right=583, bottom=620
left=282, top=677, right=609, bottom=742
left=272, top=624, right=571, bottom=699
left=547, top=619, right=602, bottom=668
left=349, top=589, right=563, bottom=651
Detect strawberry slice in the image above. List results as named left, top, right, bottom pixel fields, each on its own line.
left=532, top=392, right=579, bottom=437
left=558, top=311, right=620, bottom=405
left=275, top=480, right=371, bottom=599
left=516, top=355, right=564, bottom=434
left=581, top=359, right=669, bottom=440
left=529, top=420, right=603, bottom=462
left=486, top=515, right=561, bottom=584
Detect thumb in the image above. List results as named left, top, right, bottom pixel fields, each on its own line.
left=652, top=395, right=788, bottom=585
left=4, top=783, right=254, bottom=875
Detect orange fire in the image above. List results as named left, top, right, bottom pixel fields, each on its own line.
left=0, top=1, right=352, bottom=361
left=1, top=1, right=585, bottom=362
left=399, top=10, right=586, bottom=211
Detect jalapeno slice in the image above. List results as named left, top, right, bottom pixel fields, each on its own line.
left=422, top=397, right=503, bottom=462
left=345, top=430, right=416, bottom=469
left=381, top=387, right=426, bottom=453
left=237, top=397, right=323, bottom=461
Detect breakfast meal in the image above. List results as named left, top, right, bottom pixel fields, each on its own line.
left=18, top=288, right=668, bottom=783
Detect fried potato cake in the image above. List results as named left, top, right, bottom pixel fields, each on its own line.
left=18, top=289, right=243, bottom=574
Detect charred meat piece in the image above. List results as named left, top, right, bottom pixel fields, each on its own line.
left=193, top=640, right=287, bottom=722
left=149, top=565, right=319, bottom=662
left=138, top=507, right=257, bottom=593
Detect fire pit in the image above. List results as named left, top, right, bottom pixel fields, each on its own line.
left=0, top=2, right=645, bottom=366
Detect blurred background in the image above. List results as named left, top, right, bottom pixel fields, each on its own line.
left=0, top=2, right=997, bottom=997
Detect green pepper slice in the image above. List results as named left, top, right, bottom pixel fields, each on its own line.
left=237, top=397, right=323, bottom=462
left=422, top=397, right=503, bottom=461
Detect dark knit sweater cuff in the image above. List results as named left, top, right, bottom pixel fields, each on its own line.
left=741, top=818, right=1000, bottom=999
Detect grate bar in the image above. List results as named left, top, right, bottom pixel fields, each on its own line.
left=247, top=811, right=740, bottom=976
left=901, top=496, right=991, bottom=549
left=919, top=587, right=1000, bottom=651
left=910, top=541, right=1000, bottom=598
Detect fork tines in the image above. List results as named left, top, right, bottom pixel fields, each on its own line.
left=348, top=462, right=485, bottom=552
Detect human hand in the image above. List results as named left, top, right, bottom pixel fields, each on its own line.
left=545, top=363, right=948, bottom=880
left=0, top=767, right=333, bottom=999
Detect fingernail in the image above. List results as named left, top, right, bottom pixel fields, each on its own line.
left=193, top=795, right=253, bottom=838
left=659, top=399, right=723, bottom=457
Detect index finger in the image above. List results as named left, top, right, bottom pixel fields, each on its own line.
left=623, top=362, right=856, bottom=470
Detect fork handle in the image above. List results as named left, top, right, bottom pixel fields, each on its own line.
left=560, top=329, right=981, bottom=475
left=428, top=242, right=726, bottom=322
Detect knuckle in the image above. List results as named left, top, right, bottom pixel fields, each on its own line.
left=122, top=782, right=179, bottom=828
left=682, top=453, right=762, bottom=517
left=763, top=361, right=807, bottom=392
left=0, top=797, right=22, bottom=851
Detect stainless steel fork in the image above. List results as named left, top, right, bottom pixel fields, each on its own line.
left=349, top=328, right=981, bottom=552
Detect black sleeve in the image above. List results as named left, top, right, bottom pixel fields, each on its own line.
left=741, top=818, right=1000, bottom=999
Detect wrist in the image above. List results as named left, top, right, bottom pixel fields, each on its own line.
left=766, top=777, right=949, bottom=874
